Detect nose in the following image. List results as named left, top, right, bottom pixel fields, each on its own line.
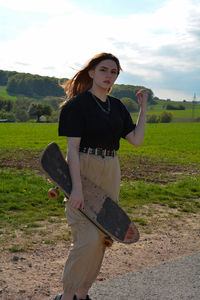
left=105, top=71, right=112, bottom=77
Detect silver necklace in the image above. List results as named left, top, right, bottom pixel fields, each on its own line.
left=89, top=91, right=111, bottom=114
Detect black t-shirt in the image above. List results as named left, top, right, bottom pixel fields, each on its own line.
left=58, top=91, right=135, bottom=150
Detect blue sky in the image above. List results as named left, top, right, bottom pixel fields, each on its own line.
left=0, top=0, right=199, bottom=101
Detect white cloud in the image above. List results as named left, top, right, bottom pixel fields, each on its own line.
left=0, top=0, right=199, bottom=100
left=0, top=0, right=76, bottom=14
left=153, top=88, right=195, bottom=101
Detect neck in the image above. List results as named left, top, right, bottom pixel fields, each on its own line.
left=89, top=86, right=107, bottom=102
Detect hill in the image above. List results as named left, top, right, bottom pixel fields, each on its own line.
left=0, top=69, right=199, bottom=123
left=0, top=70, right=65, bottom=98
left=0, top=69, right=154, bottom=102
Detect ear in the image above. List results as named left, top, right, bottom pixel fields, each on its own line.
left=88, top=69, right=94, bottom=79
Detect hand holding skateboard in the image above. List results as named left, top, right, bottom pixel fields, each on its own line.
left=40, top=143, right=140, bottom=247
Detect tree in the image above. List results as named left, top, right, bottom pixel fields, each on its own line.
left=0, top=110, right=16, bottom=122
left=160, top=111, right=173, bottom=123
left=43, top=96, right=63, bottom=110
left=120, top=97, right=138, bottom=112
left=111, top=84, right=154, bottom=104
left=0, top=70, right=17, bottom=85
left=0, top=98, right=13, bottom=111
left=6, top=73, right=65, bottom=97
left=15, top=109, right=29, bottom=122
left=166, top=104, right=185, bottom=110
left=147, top=114, right=160, bottom=123
left=28, top=103, right=52, bottom=122
left=13, top=98, right=32, bottom=122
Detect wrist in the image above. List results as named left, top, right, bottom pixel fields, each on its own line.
left=72, top=185, right=83, bottom=193
left=140, top=106, right=147, bottom=114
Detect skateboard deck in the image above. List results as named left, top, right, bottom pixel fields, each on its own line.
left=40, top=142, right=139, bottom=244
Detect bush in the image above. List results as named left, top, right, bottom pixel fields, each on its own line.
left=120, top=97, right=138, bottom=112
left=160, top=111, right=173, bottom=123
left=0, top=110, right=16, bottom=122
left=166, top=104, right=185, bottom=110
left=147, top=114, right=160, bottom=123
left=147, top=111, right=173, bottom=123
left=195, top=117, right=200, bottom=122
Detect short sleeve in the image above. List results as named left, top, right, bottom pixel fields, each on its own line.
left=58, top=99, right=84, bottom=137
left=121, top=104, right=136, bottom=138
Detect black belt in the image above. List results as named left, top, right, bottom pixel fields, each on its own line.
left=79, top=147, right=116, bottom=158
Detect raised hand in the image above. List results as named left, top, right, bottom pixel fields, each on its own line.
left=136, top=89, right=148, bottom=108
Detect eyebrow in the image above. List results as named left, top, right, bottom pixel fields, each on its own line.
left=100, top=66, right=118, bottom=71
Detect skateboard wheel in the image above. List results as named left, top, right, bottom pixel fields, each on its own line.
left=103, top=237, right=113, bottom=248
left=48, top=187, right=59, bottom=200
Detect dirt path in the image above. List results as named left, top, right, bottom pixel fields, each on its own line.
left=0, top=209, right=199, bottom=300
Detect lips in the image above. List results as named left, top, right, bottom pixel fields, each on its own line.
left=103, top=80, right=111, bottom=84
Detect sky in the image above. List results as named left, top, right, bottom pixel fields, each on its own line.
left=0, top=0, right=199, bottom=101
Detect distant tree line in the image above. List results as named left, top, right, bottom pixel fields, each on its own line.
left=0, top=70, right=17, bottom=85
left=0, top=69, right=156, bottom=122
left=0, top=95, right=62, bottom=122
left=0, top=70, right=66, bottom=98
left=166, top=104, right=185, bottom=110
left=0, top=97, right=13, bottom=111
left=7, top=73, right=65, bottom=97
left=111, top=84, right=155, bottom=104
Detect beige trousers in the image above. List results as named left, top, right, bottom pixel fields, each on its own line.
left=62, top=153, right=121, bottom=293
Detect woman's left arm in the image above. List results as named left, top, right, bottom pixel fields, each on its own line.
left=125, top=89, right=148, bottom=147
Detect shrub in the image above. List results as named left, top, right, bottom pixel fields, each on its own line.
left=120, top=97, right=138, bottom=112
left=195, top=117, right=200, bottom=122
left=147, top=114, right=160, bottom=123
left=166, top=104, right=185, bottom=110
left=160, top=111, right=173, bottom=123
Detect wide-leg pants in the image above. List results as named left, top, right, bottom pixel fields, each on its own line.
left=62, top=152, right=121, bottom=293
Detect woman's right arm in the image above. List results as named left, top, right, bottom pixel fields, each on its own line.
left=67, top=137, right=84, bottom=209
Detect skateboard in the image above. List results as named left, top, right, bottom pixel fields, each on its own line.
left=40, top=142, right=139, bottom=247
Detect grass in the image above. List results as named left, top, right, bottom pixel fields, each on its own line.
left=0, top=168, right=65, bottom=230
left=0, top=86, right=17, bottom=100
left=120, top=123, right=200, bottom=165
left=0, top=123, right=60, bottom=150
left=119, top=178, right=200, bottom=213
left=132, top=107, right=200, bottom=123
left=0, top=123, right=200, bottom=164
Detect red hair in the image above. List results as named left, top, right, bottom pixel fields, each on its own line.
left=61, top=53, right=122, bottom=102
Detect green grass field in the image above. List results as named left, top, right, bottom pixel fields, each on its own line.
left=0, top=86, right=17, bottom=100
left=0, top=122, right=200, bottom=249
left=0, top=123, right=200, bottom=161
left=132, top=107, right=200, bottom=123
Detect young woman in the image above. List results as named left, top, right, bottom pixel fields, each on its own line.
left=54, top=53, right=148, bottom=300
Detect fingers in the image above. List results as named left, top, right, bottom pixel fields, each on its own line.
left=136, top=89, right=148, bottom=103
left=68, top=194, right=84, bottom=210
left=136, top=89, right=148, bottom=98
left=79, top=201, right=84, bottom=210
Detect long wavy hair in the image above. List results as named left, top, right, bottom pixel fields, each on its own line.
left=60, top=53, right=122, bottom=104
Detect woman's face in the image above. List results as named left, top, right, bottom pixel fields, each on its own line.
left=89, top=59, right=119, bottom=92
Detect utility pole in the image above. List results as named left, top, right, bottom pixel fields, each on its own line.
left=192, top=93, right=196, bottom=121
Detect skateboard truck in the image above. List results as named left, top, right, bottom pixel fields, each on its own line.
left=103, top=236, right=113, bottom=247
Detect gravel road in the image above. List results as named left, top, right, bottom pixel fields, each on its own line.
left=89, top=251, right=200, bottom=300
